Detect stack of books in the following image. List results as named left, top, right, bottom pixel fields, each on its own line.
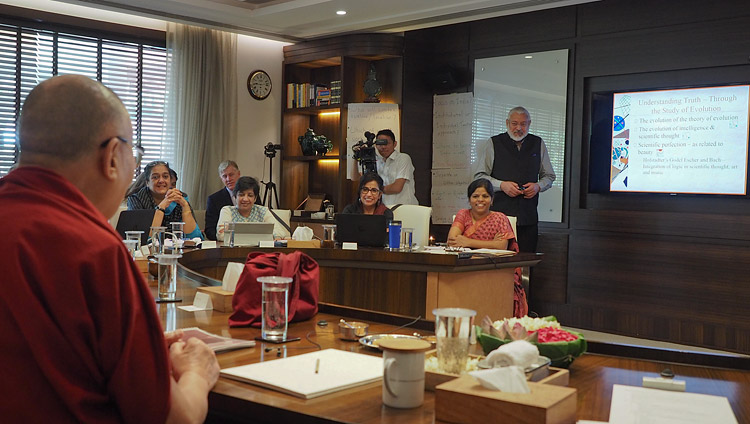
left=330, top=80, right=341, bottom=104
left=286, top=83, right=337, bottom=109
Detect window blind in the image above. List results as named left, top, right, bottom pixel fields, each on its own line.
left=0, top=22, right=167, bottom=177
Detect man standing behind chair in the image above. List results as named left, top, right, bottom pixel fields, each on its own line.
left=206, top=160, right=240, bottom=240
left=474, top=106, right=555, bottom=252
left=0, top=74, right=219, bottom=422
left=375, top=129, right=419, bottom=206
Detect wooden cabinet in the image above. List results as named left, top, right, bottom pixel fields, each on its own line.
left=279, top=34, right=403, bottom=211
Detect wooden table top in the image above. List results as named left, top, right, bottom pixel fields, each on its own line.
left=154, top=278, right=750, bottom=424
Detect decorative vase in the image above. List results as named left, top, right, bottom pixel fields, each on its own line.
left=298, top=128, right=332, bottom=157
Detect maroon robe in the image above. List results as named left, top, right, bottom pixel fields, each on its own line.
left=0, top=167, right=170, bottom=423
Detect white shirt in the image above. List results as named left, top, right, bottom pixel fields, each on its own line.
left=376, top=150, right=419, bottom=206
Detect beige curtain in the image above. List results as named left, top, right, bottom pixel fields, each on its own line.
left=165, top=23, right=237, bottom=210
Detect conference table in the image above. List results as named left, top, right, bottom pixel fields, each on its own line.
left=177, top=246, right=542, bottom=321
left=150, top=250, right=750, bottom=424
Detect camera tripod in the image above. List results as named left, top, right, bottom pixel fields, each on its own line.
left=262, top=150, right=280, bottom=209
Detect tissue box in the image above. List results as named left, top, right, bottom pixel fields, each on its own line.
left=435, top=375, right=576, bottom=424
left=287, top=240, right=321, bottom=248
left=196, top=286, right=234, bottom=312
left=424, top=350, right=569, bottom=391
left=134, top=257, right=150, bottom=276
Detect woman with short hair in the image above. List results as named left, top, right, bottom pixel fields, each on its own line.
left=216, top=176, right=289, bottom=240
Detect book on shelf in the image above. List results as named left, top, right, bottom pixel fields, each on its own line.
left=180, top=327, right=255, bottom=353
left=330, top=80, right=342, bottom=104
left=220, top=348, right=384, bottom=399
left=286, top=82, right=334, bottom=109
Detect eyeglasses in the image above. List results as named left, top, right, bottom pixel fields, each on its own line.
left=360, top=187, right=381, bottom=195
left=100, top=136, right=145, bottom=165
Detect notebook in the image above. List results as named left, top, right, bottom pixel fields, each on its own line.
left=335, top=214, right=388, bottom=247
left=220, top=349, right=383, bottom=399
left=231, top=222, right=275, bottom=246
left=115, top=209, right=156, bottom=245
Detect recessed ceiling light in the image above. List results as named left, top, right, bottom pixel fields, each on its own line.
left=336, top=10, right=347, bottom=15
left=524, top=55, right=533, bottom=59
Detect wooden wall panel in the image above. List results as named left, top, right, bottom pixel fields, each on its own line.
left=577, top=0, right=750, bottom=37
left=529, top=232, right=568, bottom=306
left=402, top=0, right=750, bottom=352
left=470, top=7, right=577, bottom=50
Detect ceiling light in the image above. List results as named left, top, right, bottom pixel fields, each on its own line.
left=336, top=10, right=347, bottom=16
left=524, top=55, right=533, bottom=59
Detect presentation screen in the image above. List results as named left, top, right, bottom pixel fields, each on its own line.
left=609, top=85, right=749, bottom=195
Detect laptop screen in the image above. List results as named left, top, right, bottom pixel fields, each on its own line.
left=115, top=209, right=156, bottom=245
left=335, top=214, right=387, bottom=248
left=232, top=222, right=274, bottom=246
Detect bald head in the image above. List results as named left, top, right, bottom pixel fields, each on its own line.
left=18, top=74, right=130, bottom=162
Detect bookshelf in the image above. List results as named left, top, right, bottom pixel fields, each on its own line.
left=279, top=34, right=403, bottom=212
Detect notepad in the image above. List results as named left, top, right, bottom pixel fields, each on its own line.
left=220, top=348, right=383, bottom=399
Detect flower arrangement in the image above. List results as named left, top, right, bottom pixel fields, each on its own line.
left=475, top=315, right=587, bottom=368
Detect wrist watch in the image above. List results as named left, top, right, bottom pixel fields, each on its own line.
left=155, top=205, right=166, bottom=213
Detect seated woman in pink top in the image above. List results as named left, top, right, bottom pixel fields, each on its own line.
left=447, top=178, right=527, bottom=317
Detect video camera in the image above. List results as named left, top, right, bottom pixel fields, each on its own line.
left=352, top=131, right=387, bottom=174
left=264, top=142, right=283, bottom=158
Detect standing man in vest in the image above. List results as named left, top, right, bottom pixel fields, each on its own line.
left=205, top=160, right=240, bottom=240
left=375, top=129, right=419, bottom=206
left=474, top=106, right=556, bottom=252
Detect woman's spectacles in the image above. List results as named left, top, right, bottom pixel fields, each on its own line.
left=360, top=187, right=381, bottom=195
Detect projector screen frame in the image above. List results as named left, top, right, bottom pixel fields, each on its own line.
left=582, top=65, right=750, bottom=214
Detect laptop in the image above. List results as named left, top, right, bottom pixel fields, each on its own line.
left=115, top=209, right=156, bottom=245
left=232, top=222, right=275, bottom=246
left=335, top=214, right=388, bottom=248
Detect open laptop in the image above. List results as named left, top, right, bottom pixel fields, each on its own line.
left=115, top=209, right=156, bottom=245
left=335, top=214, right=388, bottom=248
left=232, top=222, right=275, bottom=246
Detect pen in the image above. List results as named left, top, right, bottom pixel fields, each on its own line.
left=315, top=358, right=320, bottom=374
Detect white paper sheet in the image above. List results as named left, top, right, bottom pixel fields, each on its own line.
left=609, top=384, right=737, bottom=424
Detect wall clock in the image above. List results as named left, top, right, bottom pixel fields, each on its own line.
left=247, top=70, right=272, bottom=100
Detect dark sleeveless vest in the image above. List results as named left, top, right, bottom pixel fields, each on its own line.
left=489, top=132, right=542, bottom=226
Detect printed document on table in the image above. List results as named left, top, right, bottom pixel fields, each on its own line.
left=609, top=384, right=737, bottom=424
left=220, top=349, right=383, bottom=399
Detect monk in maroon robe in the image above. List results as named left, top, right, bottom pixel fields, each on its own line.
left=0, top=75, right=219, bottom=423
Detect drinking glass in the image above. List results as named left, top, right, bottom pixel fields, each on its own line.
left=170, top=221, right=185, bottom=252
left=224, top=222, right=235, bottom=247
left=149, top=226, right=167, bottom=256
left=125, top=230, right=143, bottom=254
left=433, top=308, right=476, bottom=374
left=259, top=276, right=292, bottom=341
left=156, top=253, right=182, bottom=302
left=122, top=239, right=138, bottom=260
left=400, top=227, right=414, bottom=252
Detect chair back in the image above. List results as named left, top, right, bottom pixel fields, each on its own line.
left=392, top=205, right=432, bottom=248
left=192, top=209, right=206, bottom=232
left=270, top=209, right=292, bottom=237
left=108, top=203, right=128, bottom=229
left=506, top=215, right=517, bottom=240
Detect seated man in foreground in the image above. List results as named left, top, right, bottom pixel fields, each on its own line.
left=0, top=74, right=219, bottom=422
